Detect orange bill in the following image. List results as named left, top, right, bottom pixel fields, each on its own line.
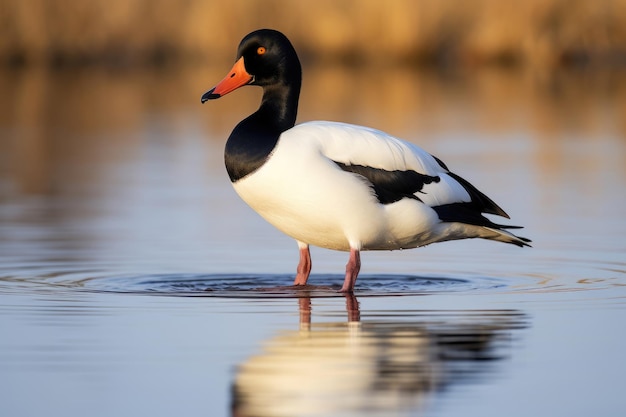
left=201, top=57, right=253, bottom=102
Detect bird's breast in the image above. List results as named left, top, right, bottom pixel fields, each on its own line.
left=230, top=135, right=442, bottom=251
left=231, top=138, right=387, bottom=250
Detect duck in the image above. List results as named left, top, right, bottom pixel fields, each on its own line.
left=201, top=29, right=530, bottom=293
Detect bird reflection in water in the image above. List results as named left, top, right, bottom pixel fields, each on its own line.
left=231, top=293, right=526, bottom=417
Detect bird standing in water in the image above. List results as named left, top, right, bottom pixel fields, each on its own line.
left=201, top=29, right=530, bottom=292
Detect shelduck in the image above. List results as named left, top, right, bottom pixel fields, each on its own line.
left=201, top=29, right=530, bottom=292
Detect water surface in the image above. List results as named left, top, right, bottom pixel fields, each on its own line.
left=1, top=65, right=625, bottom=416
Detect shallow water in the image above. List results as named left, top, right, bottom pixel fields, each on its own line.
left=1, top=65, right=625, bottom=417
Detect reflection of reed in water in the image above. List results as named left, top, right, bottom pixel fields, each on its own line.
left=231, top=296, right=526, bottom=417
left=2, top=66, right=624, bottom=198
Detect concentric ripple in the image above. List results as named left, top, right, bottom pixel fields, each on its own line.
left=0, top=268, right=510, bottom=298
left=80, top=273, right=507, bottom=297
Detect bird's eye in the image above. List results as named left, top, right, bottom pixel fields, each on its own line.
left=257, top=46, right=266, bottom=55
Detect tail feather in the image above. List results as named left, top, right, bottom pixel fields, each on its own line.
left=483, top=227, right=532, bottom=248
left=429, top=171, right=531, bottom=248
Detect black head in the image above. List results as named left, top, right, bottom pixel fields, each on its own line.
left=237, top=29, right=301, bottom=88
left=201, top=29, right=302, bottom=102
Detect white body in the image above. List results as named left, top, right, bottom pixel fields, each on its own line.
left=233, top=121, right=503, bottom=252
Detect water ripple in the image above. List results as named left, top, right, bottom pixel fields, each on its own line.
left=1, top=252, right=623, bottom=300
left=0, top=271, right=511, bottom=298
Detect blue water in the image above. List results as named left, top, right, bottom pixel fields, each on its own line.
left=1, top=66, right=625, bottom=417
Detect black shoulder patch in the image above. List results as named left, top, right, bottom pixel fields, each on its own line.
left=334, top=161, right=440, bottom=205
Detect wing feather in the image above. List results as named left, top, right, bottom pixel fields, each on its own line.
left=283, top=121, right=511, bottom=220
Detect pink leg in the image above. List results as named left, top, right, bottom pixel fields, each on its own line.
left=340, top=248, right=361, bottom=293
left=293, top=244, right=311, bottom=286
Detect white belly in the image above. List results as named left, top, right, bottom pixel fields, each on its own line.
left=231, top=137, right=442, bottom=251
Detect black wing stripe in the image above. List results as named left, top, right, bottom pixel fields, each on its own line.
left=334, top=161, right=440, bottom=205
left=431, top=154, right=449, bottom=171
left=447, top=172, right=510, bottom=218
left=432, top=203, right=519, bottom=229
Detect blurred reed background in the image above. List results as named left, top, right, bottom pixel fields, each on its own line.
left=1, top=0, right=624, bottom=202
left=0, top=0, right=625, bottom=68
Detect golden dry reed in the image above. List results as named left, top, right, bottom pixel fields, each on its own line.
left=0, top=0, right=624, bottom=67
